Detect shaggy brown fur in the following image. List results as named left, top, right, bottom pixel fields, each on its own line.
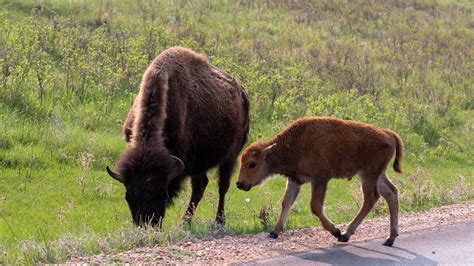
left=237, top=117, right=403, bottom=246
left=108, top=47, right=250, bottom=227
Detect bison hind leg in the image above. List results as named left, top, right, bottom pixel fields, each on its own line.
left=183, top=173, right=209, bottom=224
left=378, top=172, right=399, bottom=247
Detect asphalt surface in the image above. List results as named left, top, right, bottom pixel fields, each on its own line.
left=245, top=221, right=474, bottom=265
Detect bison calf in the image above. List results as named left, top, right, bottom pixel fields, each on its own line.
left=237, top=117, right=403, bottom=246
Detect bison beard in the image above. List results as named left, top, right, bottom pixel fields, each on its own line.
left=107, top=47, right=249, bottom=227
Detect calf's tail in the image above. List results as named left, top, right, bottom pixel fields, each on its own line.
left=385, top=129, right=404, bottom=173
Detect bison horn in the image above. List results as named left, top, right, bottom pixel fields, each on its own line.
left=168, top=155, right=185, bottom=179
left=106, top=166, right=124, bottom=183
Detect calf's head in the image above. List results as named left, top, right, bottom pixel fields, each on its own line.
left=237, top=143, right=276, bottom=191
left=106, top=149, right=184, bottom=227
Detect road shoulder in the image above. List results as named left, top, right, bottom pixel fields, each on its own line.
left=69, top=201, right=474, bottom=264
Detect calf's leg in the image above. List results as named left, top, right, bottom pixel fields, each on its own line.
left=270, top=179, right=301, bottom=238
left=183, top=172, right=209, bottom=223
left=310, top=180, right=341, bottom=238
left=378, top=173, right=399, bottom=246
left=215, top=159, right=235, bottom=225
left=339, top=175, right=380, bottom=242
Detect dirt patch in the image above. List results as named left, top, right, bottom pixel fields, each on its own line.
left=69, top=201, right=474, bottom=264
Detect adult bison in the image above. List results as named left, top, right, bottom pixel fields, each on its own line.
left=237, top=117, right=403, bottom=246
left=107, top=47, right=250, bottom=227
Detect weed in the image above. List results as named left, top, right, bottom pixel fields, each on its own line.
left=258, top=205, right=272, bottom=229
left=76, top=152, right=95, bottom=194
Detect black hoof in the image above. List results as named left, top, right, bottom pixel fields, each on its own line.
left=338, top=234, right=350, bottom=242
left=383, top=239, right=394, bottom=246
left=269, top=231, right=279, bottom=239
left=331, top=228, right=342, bottom=239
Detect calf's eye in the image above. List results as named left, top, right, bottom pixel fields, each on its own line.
left=248, top=162, right=257, bottom=169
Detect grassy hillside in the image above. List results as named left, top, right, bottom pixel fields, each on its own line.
left=0, top=0, right=473, bottom=263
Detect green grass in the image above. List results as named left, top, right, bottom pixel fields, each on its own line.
left=1, top=106, right=472, bottom=263
left=0, top=0, right=473, bottom=263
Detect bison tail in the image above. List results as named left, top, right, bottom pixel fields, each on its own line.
left=386, top=129, right=404, bottom=174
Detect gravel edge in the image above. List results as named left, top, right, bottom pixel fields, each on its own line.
left=69, top=201, right=474, bottom=264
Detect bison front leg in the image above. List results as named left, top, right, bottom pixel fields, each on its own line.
left=183, top=173, right=209, bottom=224
left=270, top=179, right=301, bottom=239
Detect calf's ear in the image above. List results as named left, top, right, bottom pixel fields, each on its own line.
left=168, top=155, right=185, bottom=180
left=262, top=143, right=277, bottom=158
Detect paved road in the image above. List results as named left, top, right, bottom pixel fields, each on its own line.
left=246, top=221, right=474, bottom=265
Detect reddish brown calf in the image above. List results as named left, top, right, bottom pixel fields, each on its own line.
left=237, top=117, right=403, bottom=246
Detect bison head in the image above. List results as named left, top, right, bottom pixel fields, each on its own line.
left=236, top=142, right=276, bottom=191
left=107, top=150, right=184, bottom=227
